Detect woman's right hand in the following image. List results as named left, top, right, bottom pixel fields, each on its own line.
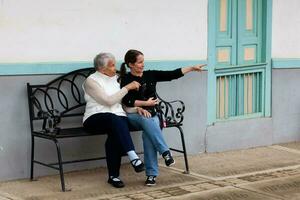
left=125, top=81, right=141, bottom=91
left=146, top=97, right=159, bottom=106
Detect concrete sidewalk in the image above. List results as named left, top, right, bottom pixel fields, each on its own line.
left=0, top=142, right=300, bottom=200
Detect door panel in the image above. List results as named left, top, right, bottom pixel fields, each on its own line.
left=214, top=0, right=264, bottom=120
left=238, top=0, right=262, bottom=65
left=216, top=0, right=237, bottom=67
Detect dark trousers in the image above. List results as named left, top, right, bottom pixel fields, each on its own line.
left=83, top=113, right=135, bottom=177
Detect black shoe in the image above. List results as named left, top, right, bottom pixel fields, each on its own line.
left=162, top=151, right=175, bottom=167
left=145, top=176, right=156, bottom=186
left=130, top=159, right=145, bottom=173
left=107, top=177, right=125, bottom=188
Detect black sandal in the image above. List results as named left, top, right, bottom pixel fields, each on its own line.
left=107, top=177, right=125, bottom=188
left=130, top=159, right=145, bottom=173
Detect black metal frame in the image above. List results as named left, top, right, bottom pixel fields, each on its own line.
left=27, top=68, right=189, bottom=192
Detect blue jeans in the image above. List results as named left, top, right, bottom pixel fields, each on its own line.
left=127, top=113, right=169, bottom=176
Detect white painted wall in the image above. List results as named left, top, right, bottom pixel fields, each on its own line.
left=0, top=0, right=207, bottom=62
left=272, top=0, right=300, bottom=58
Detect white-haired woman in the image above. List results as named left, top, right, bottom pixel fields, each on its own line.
left=83, top=52, right=144, bottom=188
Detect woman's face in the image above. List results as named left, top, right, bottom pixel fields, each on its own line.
left=129, top=54, right=144, bottom=74
left=100, top=59, right=116, bottom=77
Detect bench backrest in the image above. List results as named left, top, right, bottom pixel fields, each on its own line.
left=27, top=68, right=95, bottom=126
left=27, top=67, right=185, bottom=133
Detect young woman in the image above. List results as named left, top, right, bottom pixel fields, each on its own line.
left=119, top=49, right=205, bottom=186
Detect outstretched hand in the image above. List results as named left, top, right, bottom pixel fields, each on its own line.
left=190, top=64, right=206, bottom=71
left=181, top=64, right=206, bottom=74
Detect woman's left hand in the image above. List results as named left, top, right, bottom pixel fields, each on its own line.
left=190, top=64, right=206, bottom=71
left=137, top=107, right=151, bottom=118
left=182, top=64, right=206, bottom=74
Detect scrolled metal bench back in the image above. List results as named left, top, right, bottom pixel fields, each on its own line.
left=29, top=68, right=95, bottom=121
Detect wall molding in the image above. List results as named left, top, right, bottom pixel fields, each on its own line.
left=0, top=60, right=207, bottom=76
left=2, top=58, right=299, bottom=75
left=272, top=58, right=300, bottom=69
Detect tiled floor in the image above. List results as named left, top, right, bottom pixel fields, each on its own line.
left=1, top=142, right=300, bottom=200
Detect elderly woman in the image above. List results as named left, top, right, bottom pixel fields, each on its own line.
left=119, top=49, right=205, bottom=186
left=82, top=52, right=144, bottom=188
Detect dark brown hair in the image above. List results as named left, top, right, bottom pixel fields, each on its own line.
left=119, top=49, right=143, bottom=81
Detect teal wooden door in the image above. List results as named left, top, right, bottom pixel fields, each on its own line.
left=208, top=0, right=272, bottom=124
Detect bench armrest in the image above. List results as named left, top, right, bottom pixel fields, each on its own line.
left=156, top=94, right=185, bottom=126
left=37, top=109, right=61, bottom=134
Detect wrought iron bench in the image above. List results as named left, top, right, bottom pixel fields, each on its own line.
left=26, top=67, right=189, bottom=191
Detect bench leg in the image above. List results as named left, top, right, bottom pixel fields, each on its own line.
left=176, top=126, right=190, bottom=174
left=53, top=139, right=66, bottom=192
left=30, top=136, right=35, bottom=180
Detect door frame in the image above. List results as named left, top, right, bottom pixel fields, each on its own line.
left=207, top=0, right=273, bottom=125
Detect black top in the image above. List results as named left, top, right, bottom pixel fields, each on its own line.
left=120, top=69, right=183, bottom=111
